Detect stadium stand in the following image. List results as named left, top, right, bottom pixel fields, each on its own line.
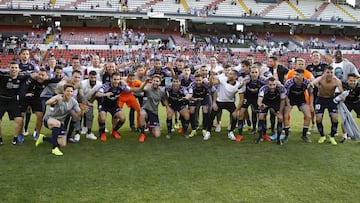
left=1, top=0, right=360, bottom=71
left=288, top=0, right=322, bottom=20
left=5, top=0, right=50, bottom=9
left=265, top=1, right=303, bottom=20
left=125, top=0, right=161, bottom=12
left=241, top=0, right=274, bottom=16
left=310, top=2, right=329, bottom=20
left=151, top=0, right=186, bottom=14
left=318, top=2, right=356, bottom=22
left=337, top=3, right=360, bottom=21
left=55, top=0, right=88, bottom=10
left=215, top=0, right=245, bottom=17
left=76, top=0, right=114, bottom=11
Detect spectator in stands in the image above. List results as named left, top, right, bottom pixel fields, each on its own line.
left=330, top=35, right=336, bottom=44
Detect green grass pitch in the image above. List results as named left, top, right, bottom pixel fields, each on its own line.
left=0, top=106, right=360, bottom=202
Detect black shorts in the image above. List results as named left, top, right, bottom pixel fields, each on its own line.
left=144, top=109, right=160, bottom=128
left=169, top=103, right=187, bottom=112
left=258, top=103, right=280, bottom=115
left=189, top=96, right=210, bottom=108
left=99, top=105, right=122, bottom=117
left=20, top=96, right=43, bottom=112
left=289, top=100, right=308, bottom=110
left=242, top=98, right=258, bottom=110
left=215, top=101, right=236, bottom=113
left=0, top=100, right=22, bottom=120
left=345, top=102, right=360, bottom=117
left=315, top=97, right=338, bottom=115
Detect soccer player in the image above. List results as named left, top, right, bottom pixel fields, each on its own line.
left=36, top=84, right=87, bottom=156
left=56, top=70, right=83, bottom=142
left=307, top=51, right=327, bottom=131
left=207, top=56, right=223, bottom=73
left=18, top=48, right=39, bottom=137
left=174, top=58, right=185, bottom=75
left=63, top=55, right=86, bottom=80
left=285, top=58, right=314, bottom=133
left=188, top=73, right=212, bottom=137
left=132, top=75, right=169, bottom=142
left=40, top=65, right=63, bottom=114
left=0, top=61, right=32, bottom=145
left=257, top=77, right=286, bottom=144
left=165, top=76, right=191, bottom=139
left=236, top=60, right=252, bottom=131
left=176, top=65, right=194, bottom=130
left=200, top=65, right=210, bottom=82
left=286, top=58, right=314, bottom=81
left=267, top=56, right=288, bottom=135
left=101, top=61, right=117, bottom=84
left=44, top=57, right=57, bottom=77
left=85, top=54, right=103, bottom=81
left=19, top=68, right=61, bottom=141
left=79, top=70, right=103, bottom=140
left=147, top=58, right=174, bottom=86
left=96, top=72, right=130, bottom=142
left=340, top=73, right=360, bottom=142
left=309, top=65, right=344, bottom=145
left=237, top=66, right=266, bottom=142
left=207, top=56, right=224, bottom=132
left=18, top=48, right=38, bottom=73
left=306, top=51, right=327, bottom=79
left=267, top=56, right=288, bottom=85
left=246, top=54, right=255, bottom=66
left=283, top=69, right=314, bottom=144
left=118, top=72, right=142, bottom=132
left=128, top=64, right=146, bottom=131
left=204, top=69, right=243, bottom=141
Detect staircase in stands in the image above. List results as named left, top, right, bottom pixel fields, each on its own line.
left=310, top=2, right=329, bottom=19
left=136, top=0, right=163, bottom=12
left=58, top=0, right=87, bottom=10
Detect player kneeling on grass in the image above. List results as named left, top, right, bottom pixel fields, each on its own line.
left=36, top=84, right=87, bottom=156
left=283, top=69, right=314, bottom=144
left=165, top=76, right=191, bottom=139
left=257, top=77, right=286, bottom=145
left=132, top=75, right=170, bottom=142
